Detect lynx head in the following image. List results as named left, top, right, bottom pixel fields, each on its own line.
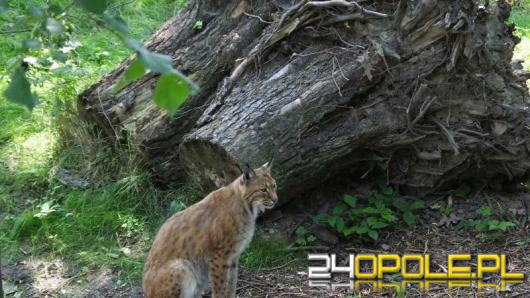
left=240, top=160, right=278, bottom=213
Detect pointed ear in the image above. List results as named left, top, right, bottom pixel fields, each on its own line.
left=262, top=158, right=273, bottom=171
left=243, top=163, right=256, bottom=183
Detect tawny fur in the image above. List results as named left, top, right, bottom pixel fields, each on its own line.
left=142, top=163, right=277, bottom=298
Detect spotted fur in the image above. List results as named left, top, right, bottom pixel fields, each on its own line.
left=142, top=162, right=277, bottom=298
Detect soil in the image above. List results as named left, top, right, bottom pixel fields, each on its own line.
left=2, top=191, right=529, bottom=298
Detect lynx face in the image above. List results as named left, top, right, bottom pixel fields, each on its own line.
left=241, top=162, right=278, bottom=213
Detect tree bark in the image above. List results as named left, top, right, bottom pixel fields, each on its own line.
left=79, top=0, right=530, bottom=202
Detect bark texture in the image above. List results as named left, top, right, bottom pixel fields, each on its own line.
left=79, top=0, right=530, bottom=202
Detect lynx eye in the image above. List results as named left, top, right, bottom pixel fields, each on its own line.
left=260, top=187, right=267, bottom=193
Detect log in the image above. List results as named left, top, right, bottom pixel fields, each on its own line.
left=79, top=0, right=530, bottom=202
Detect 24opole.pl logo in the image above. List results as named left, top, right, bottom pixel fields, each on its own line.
left=307, top=253, right=526, bottom=292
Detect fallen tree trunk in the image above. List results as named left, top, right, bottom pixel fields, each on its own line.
left=79, top=0, right=530, bottom=202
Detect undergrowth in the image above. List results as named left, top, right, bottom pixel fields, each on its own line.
left=0, top=0, right=191, bottom=287
left=0, top=1, right=296, bottom=289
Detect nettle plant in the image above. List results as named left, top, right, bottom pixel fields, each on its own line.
left=457, top=205, right=516, bottom=232
left=1, top=0, right=197, bottom=115
left=315, top=186, right=425, bottom=241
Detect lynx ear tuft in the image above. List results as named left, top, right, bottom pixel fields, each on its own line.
left=243, top=163, right=256, bottom=183
left=262, top=158, right=273, bottom=171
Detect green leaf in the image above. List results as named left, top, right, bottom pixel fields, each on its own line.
left=382, top=185, right=394, bottom=196
left=296, top=237, right=307, bottom=245
left=332, top=203, right=347, bottom=215
left=410, top=199, right=425, bottom=210
left=51, top=50, right=67, bottom=62
left=361, top=207, right=379, bottom=214
left=295, top=226, right=307, bottom=236
left=357, top=224, right=370, bottom=234
left=0, top=0, right=8, bottom=14
left=381, top=209, right=396, bottom=222
left=476, top=205, right=492, bottom=217
left=193, top=20, right=203, bottom=30
left=314, top=214, right=328, bottom=222
left=367, top=230, right=379, bottom=240
left=114, top=58, right=146, bottom=92
left=335, top=217, right=345, bottom=233
left=402, top=211, right=416, bottom=226
left=4, top=67, right=38, bottom=110
left=366, top=216, right=377, bottom=226
left=457, top=219, right=474, bottom=230
left=45, top=18, right=65, bottom=35
left=138, top=48, right=174, bottom=73
left=487, top=220, right=500, bottom=230
left=103, top=14, right=129, bottom=35
left=343, top=226, right=357, bottom=236
left=307, top=235, right=317, bottom=242
left=497, top=221, right=516, bottom=231
left=455, top=183, right=471, bottom=198
left=126, top=39, right=143, bottom=51
left=327, top=215, right=338, bottom=228
left=392, top=199, right=407, bottom=212
left=23, top=39, right=41, bottom=50
left=29, top=5, right=42, bottom=17
left=48, top=3, right=63, bottom=14
left=169, top=200, right=186, bottom=213
left=343, top=195, right=357, bottom=208
left=475, top=221, right=488, bottom=232
left=154, top=72, right=189, bottom=115
left=370, top=221, right=388, bottom=229
left=79, top=0, right=107, bottom=14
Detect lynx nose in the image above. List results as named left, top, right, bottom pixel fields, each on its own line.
left=272, top=194, right=279, bottom=204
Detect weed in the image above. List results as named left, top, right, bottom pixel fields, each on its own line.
left=314, top=187, right=425, bottom=241
left=294, top=226, right=317, bottom=246
left=457, top=205, right=517, bottom=232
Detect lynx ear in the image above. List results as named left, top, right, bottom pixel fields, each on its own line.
left=262, top=158, right=273, bottom=171
left=243, top=163, right=256, bottom=183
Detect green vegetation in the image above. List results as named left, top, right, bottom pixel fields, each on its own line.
left=0, top=0, right=192, bottom=114
left=457, top=205, right=517, bottom=233
left=511, top=0, right=530, bottom=75
left=313, top=187, right=426, bottom=242
left=240, top=234, right=302, bottom=269
left=294, top=226, right=317, bottom=246
left=0, top=0, right=190, bottom=286
left=0, top=2, right=293, bottom=285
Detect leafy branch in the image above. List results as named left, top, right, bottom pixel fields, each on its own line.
left=1, top=0, right=197, bottom=115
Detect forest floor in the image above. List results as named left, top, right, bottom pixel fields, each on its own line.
left=2, top=192, right=530, bottom=297
left=1, top=1, right=530, bottom=298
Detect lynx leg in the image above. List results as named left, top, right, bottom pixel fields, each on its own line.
left=208, top=256, right=233, bottom=298
left=143, top=259, right=199, bottom=298
left=227, top=259, right=239, bottom=297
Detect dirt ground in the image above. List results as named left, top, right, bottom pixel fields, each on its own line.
left=2, top=191, right=529, bottom=297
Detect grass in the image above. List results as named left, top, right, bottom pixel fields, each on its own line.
left=241, top=235, right=303, bottom=269
left=0, top=1, right=295, bottom=290
left=0, top=0, right=190, bottom=288
left=511, top=1, right=530, bottom=75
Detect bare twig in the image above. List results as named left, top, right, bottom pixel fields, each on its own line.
left=411, top=96, right=437, bottom=127
left=244, top=12, right=273, bottom=24
left=430, top=116, right=460, bottom=156
left=306, top=0, right=388, bottom=18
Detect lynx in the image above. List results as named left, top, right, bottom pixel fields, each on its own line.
left=142, top=162, right=277, bottom=298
